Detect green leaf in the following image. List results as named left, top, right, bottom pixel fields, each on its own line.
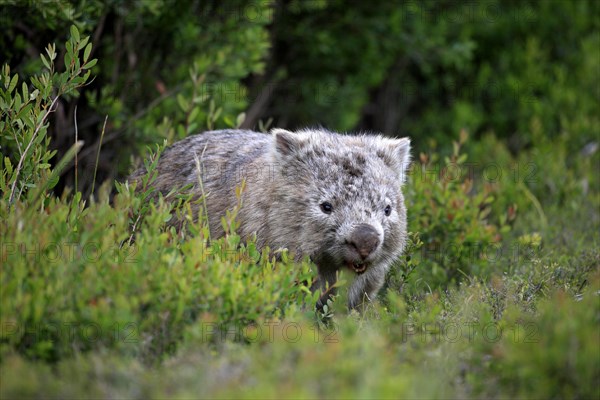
left=4, top=157, right=12, bottom=176
left=223, top=115, right=234, bottom=127
left=29, top=89, right=39, bottom=101
left=236, top=112, right=246, bottom=128
left=82, top=59, right=97, bottom=70
left=78, top=36, right=89, bottom=51
left=46, top=43, right=56, bottom=61
left=188, top=106, right=200, bottom=122
left=83, top=43, right=92, bottom=62
left=15, top=103, right=33, bottom=120
left=8, top=74, right=18, bottom=93
left=212, top=107, right=222, bottom=122
left=64, top=52, right=73, bottom=71
left=30, top=76, right=41, bottom=91
left=23, top=114, right=35, bottom=129
left=21, top=82, right=28, bottom=101
left=14, top=93, right=21, bottom=110
left=177, top=94, right=189, bottom=111
left=1, top=64, right=9, bottom=82
left=70, top=25, right=80, bottom=43
left=66, top=40, right=74, bottom=57
left=40, top=54, right=51, bottom=71
left=187, top=122, right=198, bottom=135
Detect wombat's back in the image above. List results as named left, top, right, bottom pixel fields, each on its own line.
left=130, top=129, right=273, bottom=237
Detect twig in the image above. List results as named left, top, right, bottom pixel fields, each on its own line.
left=194, top=145, right=211, bottom=241
left=519, top=181, right=548, bottom=228
left=8, top=95, right=60, bottom=204
left=90, top=115, right=108, bottom=198
left=127, top=213, right=142, bottom=247
left=74, top=105, right=78, bottom=192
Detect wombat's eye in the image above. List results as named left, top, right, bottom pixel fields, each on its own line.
left=384, top=205, right=392, bottom=216
left=320, top=202, right=333, bottom=214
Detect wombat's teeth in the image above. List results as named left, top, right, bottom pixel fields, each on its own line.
left=350, top=262, right=367, bottom=274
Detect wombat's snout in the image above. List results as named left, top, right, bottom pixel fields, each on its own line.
left=347, top=224, right=380, bottom=260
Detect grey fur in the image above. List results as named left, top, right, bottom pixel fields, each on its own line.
left=130, top=128, right=411, bottom=310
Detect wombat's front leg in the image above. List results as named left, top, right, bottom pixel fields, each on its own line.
left=347, top=267, right=386, bottom=310
left=311, top=268, right=339, bottom=311
left=312, top=267, right=386, bottom=311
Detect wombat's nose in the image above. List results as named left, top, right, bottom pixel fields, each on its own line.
left=348, top=224, right=380, bottom=259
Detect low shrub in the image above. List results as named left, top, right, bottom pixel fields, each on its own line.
left=403, top=131, right=515, bottom=292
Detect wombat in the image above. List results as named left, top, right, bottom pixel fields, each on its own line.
left=130, top=128, right=411, bottom=310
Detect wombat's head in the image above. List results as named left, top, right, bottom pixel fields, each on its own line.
left=269, top=128, right=411, bottom=275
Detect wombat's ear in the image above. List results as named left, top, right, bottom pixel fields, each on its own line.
left=271, top=128, right=303, bottom=157
left=379, top=137, right=411, bottom=182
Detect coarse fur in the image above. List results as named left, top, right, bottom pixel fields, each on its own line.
left=130, top=128, right=411, bottom=310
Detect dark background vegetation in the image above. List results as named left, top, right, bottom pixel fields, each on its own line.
left=2, top=0, right=597, bottom=196
left=1, top=1, right=599, bottom=398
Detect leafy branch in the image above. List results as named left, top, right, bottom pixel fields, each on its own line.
left=1, top=25, right=97, bottom=204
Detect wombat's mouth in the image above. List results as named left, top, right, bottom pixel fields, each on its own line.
left=348, top=261, right=368, bottom=274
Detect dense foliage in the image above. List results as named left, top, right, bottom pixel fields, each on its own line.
left=1, top=1, right=598, bottom=398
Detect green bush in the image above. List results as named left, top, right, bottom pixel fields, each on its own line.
left=265, top=1, right=599, bottom=153
left=403, top=131, right=514, bottom=291
left=0, top=29, right=313, bottom=363
left=469, top=272, right=600, bottom=399
left=1, top=25, right=96, bottom=204
left=1, top=176, right=315, bottom=362
left=1, top=1, right=273, bottom=196
left=3, top=2, right=598, bottom=195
